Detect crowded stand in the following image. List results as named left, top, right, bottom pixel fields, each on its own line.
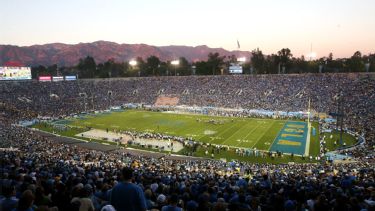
left=1, top=73, right=375, bottom=210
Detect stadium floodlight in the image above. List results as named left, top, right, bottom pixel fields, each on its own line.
left=129, top=60, right=137, bottom=66
left=237, top=57, right=246, bottom=62
left=171, top=60, right=179, bottom=76
left=129, top=60, right=139, bottom=77
left=306, top=52, right=317, bottom=61
left=171, top=60, right=180, bottom=65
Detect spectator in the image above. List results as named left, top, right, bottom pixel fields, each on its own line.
left=13, top=190, right=35, bottom=211
left=161, top=194, right=182, bottom=211
left=0, top=73, right=374, bottom=211
left=110, top=167, right=147, bottom=211
left=0, top=185, right=18, bottom=211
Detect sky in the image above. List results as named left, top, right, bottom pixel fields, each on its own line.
left=1, top=0, right=374, bottom=58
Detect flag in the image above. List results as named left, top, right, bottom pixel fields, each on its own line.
left=237, top=39, right=240, bottom=49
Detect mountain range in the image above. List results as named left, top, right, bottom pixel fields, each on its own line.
left=0, top=41, right=251, bottom=67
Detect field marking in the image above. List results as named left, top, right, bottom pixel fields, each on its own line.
left=180, top=121, right=215, bottom=135
left=204, top=130, right=217, bottom=135
left=220, top=122, right=251, bottom=145
left=278, top=140, right=302, bottom=146
left=193, top=123, right=229, bottom=141
left=198, top=122, right=236, bottom=144
left=267, top=121, right=286, bottom=151
left=305, top=122, right=311, bottom=156
left=155, top=115, right=217, bottom=137
left=160, top=115, right=226, bottom=142
left=176, top=122, right=215, bottom=140
left=210, top=122, right=243, bottom=145
left=68, top=110, right=294, bottom=152
left=246, top=120, right=279, bottom=149
left=234, top=121, right=263, bottom=147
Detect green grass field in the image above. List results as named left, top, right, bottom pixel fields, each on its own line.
left=39, top=109, right=358, bottom=163
left=67, top=110, right=286, bottom=152
left=322, top=131, right=358, bottom=152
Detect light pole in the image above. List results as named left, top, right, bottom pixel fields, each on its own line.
left=171, top=60, right=179, bottom=76
left=79, top=92, right=87, bottom=112
left=129, top=60, right=138, bottom=77
left=237, top=57, right=246, bottom=74
left=91, top=95, right=96, bottom=110
left=365, top=59, right=370, bottom=72
left=108, top=91, right=113, bottom=109
left=237, top=57, right=246, bottom=63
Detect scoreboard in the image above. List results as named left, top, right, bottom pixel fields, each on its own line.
left=0, top=66, right=32, bottom=80
left=229, top=64, right=243, bottom=74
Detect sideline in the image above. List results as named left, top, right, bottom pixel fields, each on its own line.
left=305, top=122, right=311, bottom=156
left=32, top=128, right=205, bottom=161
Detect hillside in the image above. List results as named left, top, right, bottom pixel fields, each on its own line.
left=0, top=41, right=251, bottom=66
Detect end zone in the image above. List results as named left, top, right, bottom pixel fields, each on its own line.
left=269, top=121, right=308, bottom=155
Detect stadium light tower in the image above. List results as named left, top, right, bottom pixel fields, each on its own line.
left=337, top=90, right=345, bottom=146
left=129, top=60, right=139, bottom=77
left=129, top=60, right=137, bottom=66
left=79, top=92, right=88, bottom=113
left=237, top=57, right=246, bottom=62
left=307, top=97, right=311, bottom=126
left=108, top=91, right=113, bottom=109
left=171, top=60, right=179, bottom=76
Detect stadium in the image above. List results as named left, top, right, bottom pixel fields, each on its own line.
left=1, top=1, right=375, bottom=210
left=3, top=74, right=370, bottom=160
left=1, top=70, right=375, bottom=209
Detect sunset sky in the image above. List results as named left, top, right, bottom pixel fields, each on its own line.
left=1, top=0, right=374, bottom=58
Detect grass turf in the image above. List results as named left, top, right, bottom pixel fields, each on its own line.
left=322, top=131, right=358, bottom=152
left=33, top=109, right=358, bottom=163
left=68, top=110, right=286, bottom=152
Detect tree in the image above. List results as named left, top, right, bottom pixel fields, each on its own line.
left=227, top=55, right=237, bottom=64
left=242, top=61, right=251, bottom=74
left=264, top=54, right=280, bottom=74
left=194, top=61, right=209, bottom=75
left=157, top=61, right=168, bottom=76
left=177, top=57, right=191, bottom=76
left=31, top=65, right=47, bottom=79
left=251, top=49, right=266, bottom=74
left=145, top=56, right=160, bottom=76
left=96, top=63, right=105, bottom=78
left=328, top=52, right=333, bottom=62
left=95, top=59, right=127, bottom=78
left=291, top=56, right=308, bottom=73
left=116, top=62, right=129, bottom=77
left=324, top=53, right=346, bottom=73
left=77, top=56, right=96, bottom=78
left=136, top=57, right=146, bottom=77
left=99, top=59, right=114, bottom=78
left=277, top=48, right=293, bottom=73
left=325, top=53, right=334, bottom=72
left=206, top=52, right=226, bottom=75
left=363, top=53, right=375, bottom=72
left=349, top=51, right=364, bottom=72
left=47, top=64, right=58, bottom=76
left=58, top=66, right=74, bottom=76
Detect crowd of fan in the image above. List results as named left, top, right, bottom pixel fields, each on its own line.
left=0, top=73, right=374, bottom=154
left=1, top=123, right=375, bottom=211
left=1, top=73, right=375, bottom=210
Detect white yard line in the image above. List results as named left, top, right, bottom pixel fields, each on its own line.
left=249, top=121, right=279, bottom=149
left=214, top=122, right=243, bottom=145
left=220, top=123, right=249, bottom=145
left=305, top=122, right=312, bottom=156
left=234, top=122, right=263, bottom=147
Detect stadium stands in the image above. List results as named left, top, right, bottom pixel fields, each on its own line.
left=1, top=73, right=374, bottom=210
left=154, top=95, right=180, bottom=106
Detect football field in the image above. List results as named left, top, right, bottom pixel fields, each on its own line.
left=65, top=110, right=308, bottom=154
